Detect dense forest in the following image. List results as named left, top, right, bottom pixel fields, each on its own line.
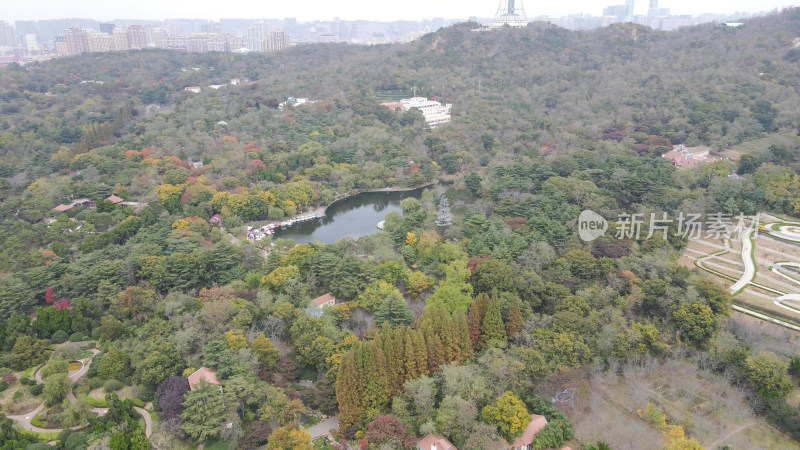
left=1, top=7, right=800, bottom=450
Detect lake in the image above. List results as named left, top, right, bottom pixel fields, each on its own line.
left=271, top=187, right=427, bottom=244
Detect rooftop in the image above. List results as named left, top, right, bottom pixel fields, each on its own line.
left=418, top=433, right=457, bottom=450
left=505, top=414, right=548, bottom=449
left=187, top=367, right=220, bottom=390
left=313, top=292, right=336, bottom=307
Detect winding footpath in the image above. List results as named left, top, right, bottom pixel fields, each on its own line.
left=691, top=222, right=800, bottom=332
left=5, top=348, right=152, bottom=439
left=729, top=227, right=755, bottom=294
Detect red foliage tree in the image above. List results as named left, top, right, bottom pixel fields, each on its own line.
left=53, top=298, right=72, bottom=310
left=242, top=419, right=272, bottom=448
left=1, top=373, right=17, bottom=385
left=364, top=415, right=416, bottom=449
left=156, top=376, right=191, bottom=424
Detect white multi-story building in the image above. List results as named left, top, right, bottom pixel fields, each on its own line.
left=112, top=28, right=129, bottom=51
left=263, top=30, right=288, bottom=52
left=0, top=21, right=15, bottom=46
left=65, top=28, right=90, bottom=55
left=88, top=31, right=113, bottom=52
left=152, top=27, right=170, bottom=48
left=127, top=25, right=147, bottom=49
left=247, top=21, right=269, bottom=52
left=392, top=97, right=452, bottom=127
left=24, top=34, right=38, bottom=52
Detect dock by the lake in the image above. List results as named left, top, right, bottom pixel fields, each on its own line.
left=247, top=212, right=324, bottom=241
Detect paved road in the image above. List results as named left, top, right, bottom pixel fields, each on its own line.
left=6, top=348, right=152, bottom=439
left=134, top=406, right=153, bottom=438
left=764, top=221, right=800, bottom=243
left=730, top=227, right=755, bottom=293
left=304, top=415, right=338, bottom=439
left=8, top=349, right=101, bottom=433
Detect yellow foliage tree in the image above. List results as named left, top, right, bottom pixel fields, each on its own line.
left=406, top=271, right=434, bottom=298
left=155, top=183, right=186, bottom=201
left=261, top=265, right=301, bottom=292
left=224, top=329, right=248, bottom=350
left=481, top=391, right=531, bottom=441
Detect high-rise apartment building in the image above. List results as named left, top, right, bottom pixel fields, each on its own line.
left=127, top=25, right=147, bottom=49
left=0, top=21, right=16, bottom=46
left=54, top=36, right=68, bottom=56
left=625, top=0, right=636, bottom=16
left=99, top=23, right=115, bottom=35
left=24, top=34, right=38, bottom=52
left=152, top=27, right=170, bottom=48
left=112, top=28, right=129, bottom=51
left=225, top=34, right=246, bottom=52
left=263, top=30, right=288, bottom=52
left=247, top=21, right=269, bottom=52
left=65, top=27, right=89, bottom=55
left=88, top=31, right=113, bottom=52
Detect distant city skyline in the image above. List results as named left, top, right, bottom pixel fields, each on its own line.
left=2, top=0, right=797, bottom=23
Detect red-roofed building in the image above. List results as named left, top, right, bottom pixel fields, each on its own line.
left=312, top=293, right=336, bottom=309
left=54, top=204, right=73, bottom=213
left=417, top=433, right=457, bottom=450
left=209, top=214, right=222, bottom=227
left=662, top=144, right=716, bottom=169
left=187, top=367, right=220, bottom=391
left=106, top=195, right=124, bottom=204
left=503, top=414, right=548, bottom=450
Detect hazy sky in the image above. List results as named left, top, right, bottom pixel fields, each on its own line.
left=2, top=0, right=797, bottom=23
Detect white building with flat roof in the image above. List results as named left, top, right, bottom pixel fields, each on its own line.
left=87, top=31, right=113, bottom=53
left=24, top=34, right=38, bottom=52
left=394, top=97, right=452, bottom=128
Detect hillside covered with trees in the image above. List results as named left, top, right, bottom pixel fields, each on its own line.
left=1, top=7, right=800, bottom=450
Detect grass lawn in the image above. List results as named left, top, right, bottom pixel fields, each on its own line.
left=88, top=385, right=136, bottom=401
left=0, top=383, right=41, bottom=415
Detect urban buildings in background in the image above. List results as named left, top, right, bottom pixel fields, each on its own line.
left=0, top=1, right=785, bottom=63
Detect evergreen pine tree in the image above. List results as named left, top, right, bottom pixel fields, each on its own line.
left=468, top=293, right=490, bottom=350
left=506, top=297, right=523, bottom=338
left=435, top=195, right=453, bottom=227
left=375, top=294, right=414, bottom=327
left=480, top=292, right=507, bottom=349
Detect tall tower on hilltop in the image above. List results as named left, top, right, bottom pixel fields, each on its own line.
left=490, top=0, right=528, bottom=28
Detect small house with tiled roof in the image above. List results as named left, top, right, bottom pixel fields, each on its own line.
left=187, top=367, right=220, bottom=391
left=106, top=195, right=124, bottom=204
left=417, top=433, right=457, bottom=450
left=503, top=414, right=548, bottom=450
left=312, top=293, right=336, bottom=309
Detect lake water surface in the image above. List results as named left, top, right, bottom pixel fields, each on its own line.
left=272, top=187, right=426, bottom=244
